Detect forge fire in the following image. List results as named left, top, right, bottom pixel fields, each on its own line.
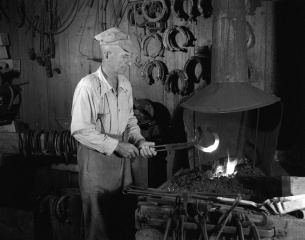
left=160, top=157, right=281, bottom=202
left=209, top=152, right=239, bottom=178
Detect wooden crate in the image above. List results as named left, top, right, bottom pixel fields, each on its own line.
left=282, top=176, right=305, bottom=196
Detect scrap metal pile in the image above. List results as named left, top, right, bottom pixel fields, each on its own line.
left=124, top=186, right=276, bottom=240
left=123, top=160, right=299, bottom=239
left=125, top=183, right=305, bottom=240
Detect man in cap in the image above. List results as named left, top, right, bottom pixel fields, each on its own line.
left=71, top=27, right=157, bottom=240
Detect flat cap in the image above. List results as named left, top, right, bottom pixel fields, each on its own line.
left=94, top=27, right=138, bottom=54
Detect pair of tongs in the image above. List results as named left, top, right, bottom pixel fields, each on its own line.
left=153, top=141, right=197, bottom=152
left=153, top=132, right=220, bottom=153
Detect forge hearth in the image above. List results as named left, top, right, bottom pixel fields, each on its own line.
left=132, top=166, right=305, bottom=240
left=160, top=160, right=281, bottom=203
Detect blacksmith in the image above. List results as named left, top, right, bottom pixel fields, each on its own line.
left=71, top=27, right=157, bottom=240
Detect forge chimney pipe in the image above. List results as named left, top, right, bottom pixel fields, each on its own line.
left=181, top=0, right=280, bottom=113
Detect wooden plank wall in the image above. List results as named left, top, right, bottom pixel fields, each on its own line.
left=0, top=0, right=276, bottom=178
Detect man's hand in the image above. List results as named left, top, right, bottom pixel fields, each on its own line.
left=136, top=140, right=157, bottom=158
left=115, top=142, right=140, bottom=158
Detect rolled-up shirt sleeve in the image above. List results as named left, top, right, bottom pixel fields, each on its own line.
left=126, top=88, right=145, bottom=145
left=71, top=85, right=119, bottom=155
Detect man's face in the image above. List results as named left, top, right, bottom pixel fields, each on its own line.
left=107, top=46, right=132, bottom=74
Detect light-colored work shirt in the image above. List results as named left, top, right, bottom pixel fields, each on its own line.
left=71, top=66, right=144, bottom=155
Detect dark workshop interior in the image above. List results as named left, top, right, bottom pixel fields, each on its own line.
left=1, top=0, right=305, bottom=239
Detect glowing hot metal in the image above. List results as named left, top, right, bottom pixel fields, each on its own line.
left=153, top=132, right=220, bottom=153
left=195, top=132, right=219, bottom=153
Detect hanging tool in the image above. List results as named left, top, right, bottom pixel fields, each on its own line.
left=27, top=15, right=39, bottom=61
left=0, top=0, right=10, bottom=22
left=16, top=0, right=25, bottom=27
left=211, top=195, right=241, bottom=240
left=79, top=0, right=103, bottom=62
left=47, top=0, right=55, bottom=58
left=37, top=0, right=46, bottom=66
left=196, top=201, right=208, bottom=240
left=22, top=0, right=79, bottom=36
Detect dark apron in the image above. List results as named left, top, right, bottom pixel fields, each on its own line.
left=77, top=133, right=132, bottom=240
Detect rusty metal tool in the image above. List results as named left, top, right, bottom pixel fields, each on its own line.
left=234, top=213, right=245, bottom=240
left=196, top=201, right=208, bottom=240
left=154, top=141, right=197, bottom=152
left=211, top=195, right=242, bottom=240
left=123, top=185, right=244, bottom=200
left=163, top=211, right=173, bottom=240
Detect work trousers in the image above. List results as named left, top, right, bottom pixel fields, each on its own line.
left=77, top=138, right=133, bottom=240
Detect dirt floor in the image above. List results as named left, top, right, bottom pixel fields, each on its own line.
left=160, top=161, right=282, bottom=203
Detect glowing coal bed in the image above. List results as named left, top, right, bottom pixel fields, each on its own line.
left=160, top=157, right=281, bottom=202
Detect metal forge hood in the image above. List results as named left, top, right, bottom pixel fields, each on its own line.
left=181, top=0, right=280, bottom=113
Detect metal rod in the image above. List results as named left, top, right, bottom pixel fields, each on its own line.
left=154, top=142, right=196, bottom=148
left=154, top=142, right=197, bottom=152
